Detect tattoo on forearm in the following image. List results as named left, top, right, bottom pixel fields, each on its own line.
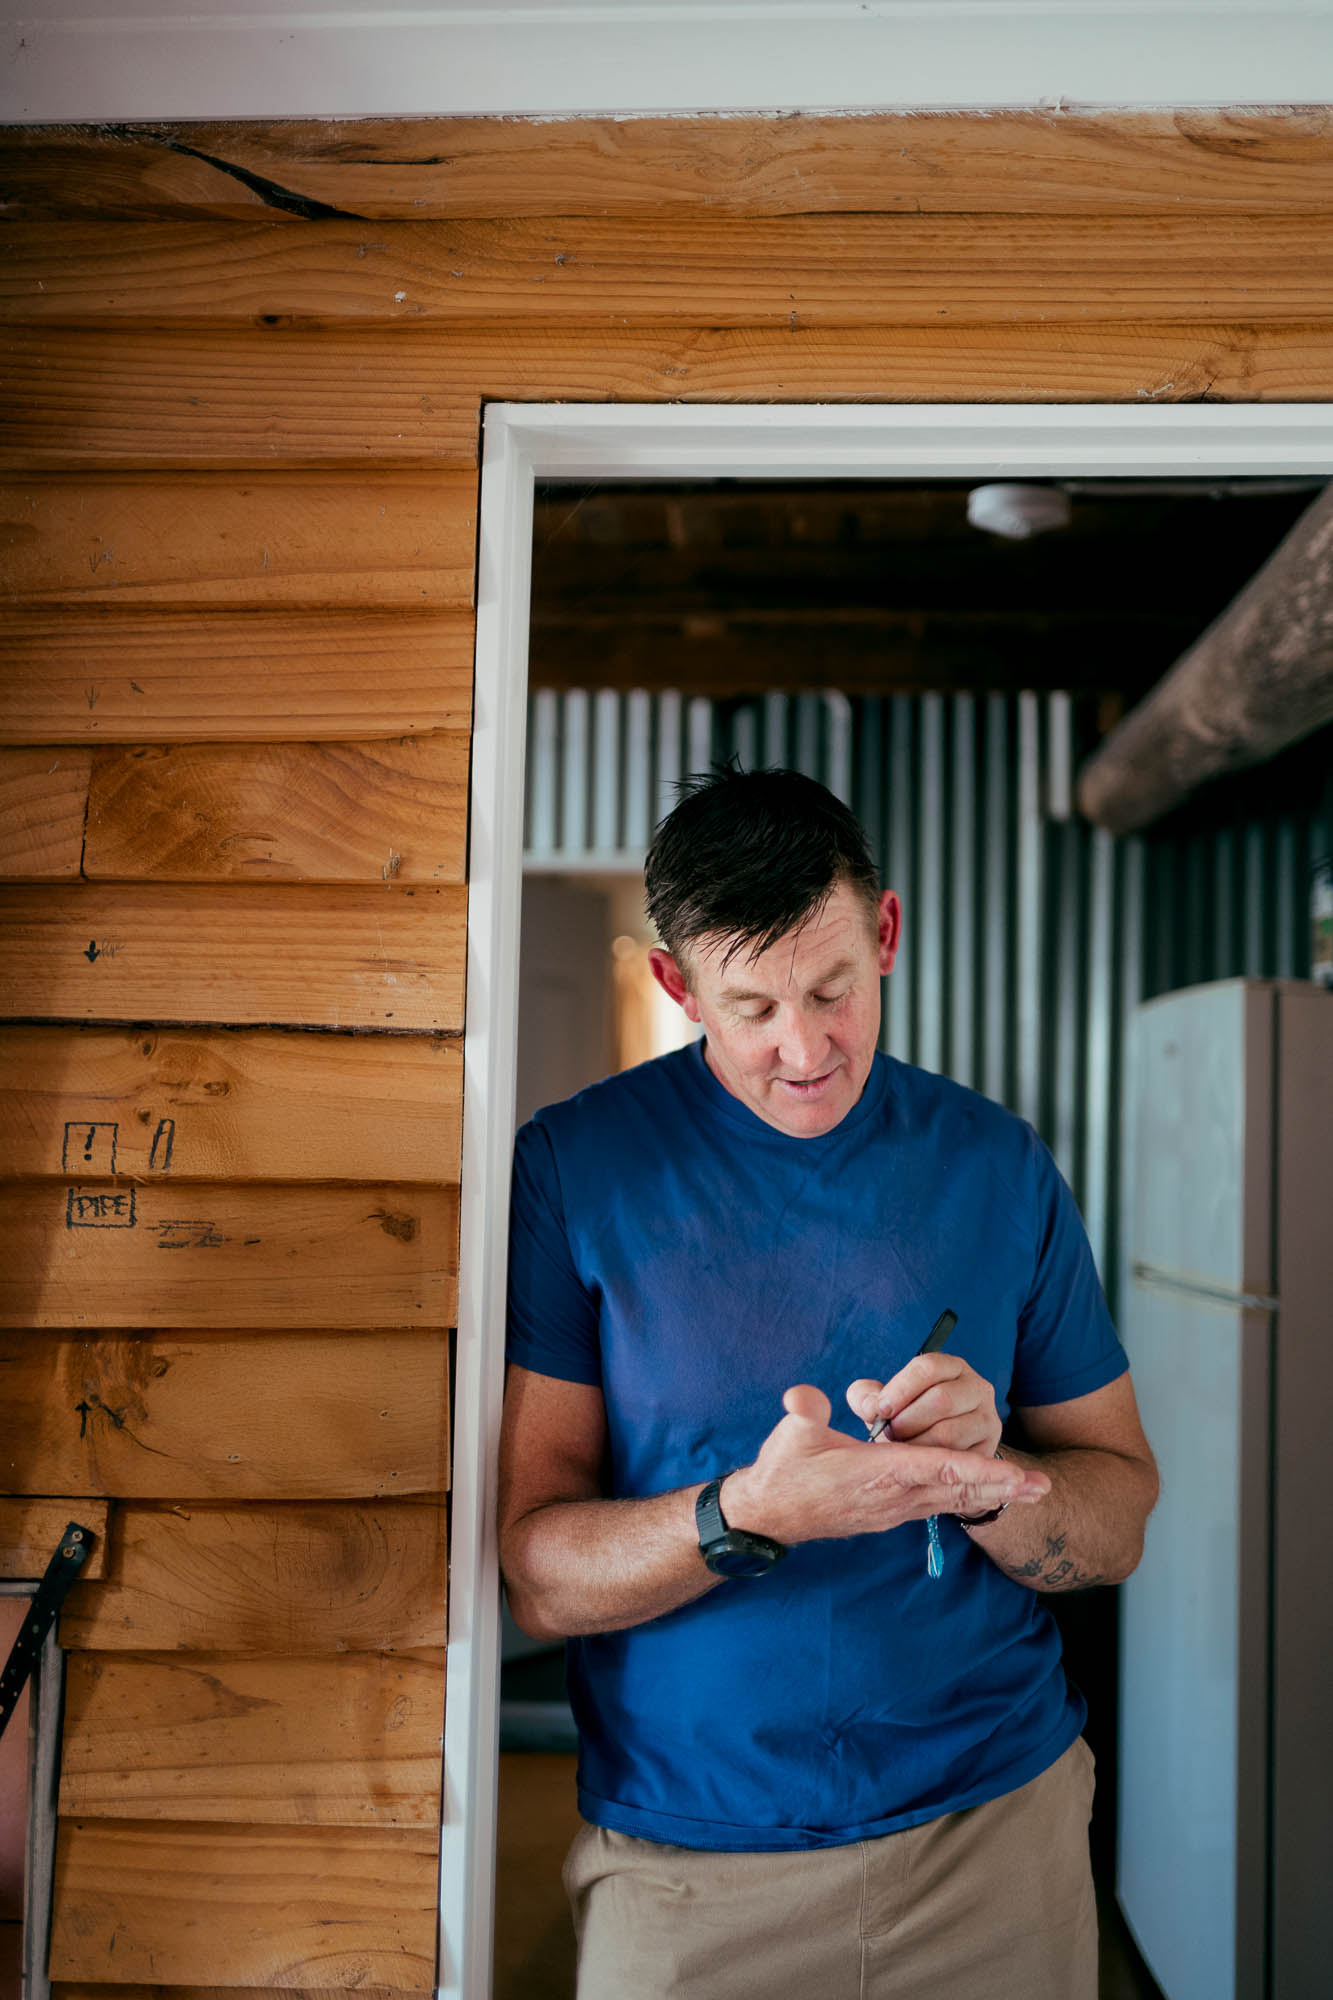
left=998, top=1532, right=1106, bottom=1593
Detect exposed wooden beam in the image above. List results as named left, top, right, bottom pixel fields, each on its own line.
left=528, top=609, right=1196, bottom=696
left=1077, top=484, right=1333, bottom=832
left=530, top=489, right=1312, bottom=623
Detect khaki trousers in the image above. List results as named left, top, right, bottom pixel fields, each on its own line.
left=564, top=1736, right=1097, bottom=2000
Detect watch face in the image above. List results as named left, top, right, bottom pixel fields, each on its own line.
left=704, top=1531, right=784, bottom=1578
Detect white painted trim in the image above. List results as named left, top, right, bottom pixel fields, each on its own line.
left=1, top=1582, right=62, bottom=2000
left=439, top=413, right=532, bottom=2000
left=447, top=397, right=1333, bottom=1998
left=6, top=4, right=1333, bottom=121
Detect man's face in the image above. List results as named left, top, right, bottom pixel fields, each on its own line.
left=649, top=880, right=901, bottom=1139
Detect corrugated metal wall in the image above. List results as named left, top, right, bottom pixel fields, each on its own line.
left=523, top=688, right=1329, bottom=1304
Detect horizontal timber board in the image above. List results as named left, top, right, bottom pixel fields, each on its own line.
left=3, top=324, right=1332, bottom=480
left=0, top=1180, right=457, bottom=1329
left=0, top=472, right=476, bottom=608
left=58, top=1649, right=446, bottom=1824
left=50, top=1818, right=438, bottom=1988
left=81, top=736, right=467, bottom=884
left=0, top=738, right=467, bottom=884
left=5, top=111, right=1333, bottom=219
left=3, top=214, right=1331, bottom=326
left=0, top=1495, right=109, bottom=1578
left=53, top=1990, right=408, bottom=1999
left=0, top=1024, right=463, bottom=1184
left=1, top=1329, right=449, bottom=1499
left=0, top=608, right=474, bottom=743
left=0, top=882, right=466, bottom=1030
left=0, top=745, right=90, bottom=876
left=58, top=1499, right=448, bottom=1651
left=0, top=326, right=480, bottom=469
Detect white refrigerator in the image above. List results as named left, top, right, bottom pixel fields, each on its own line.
left=1117, top=979, right=1333, bottom=2000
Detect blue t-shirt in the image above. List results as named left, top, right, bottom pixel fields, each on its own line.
left=506, top=1041, right=1127, bottom=1852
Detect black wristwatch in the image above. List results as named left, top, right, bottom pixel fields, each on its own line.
left=696, top=1475, right=786, bottom=1578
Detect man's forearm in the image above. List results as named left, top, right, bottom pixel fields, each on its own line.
left=963, top=1442, right=1157, bottom=1591
left=502, top=1486, right=722, bottom=1640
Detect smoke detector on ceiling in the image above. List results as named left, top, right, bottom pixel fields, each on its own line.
left=967, top=483, right=1074, bottom=541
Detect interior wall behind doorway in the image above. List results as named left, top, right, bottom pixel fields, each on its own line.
left=523, top=684, right=1331, bottom=1314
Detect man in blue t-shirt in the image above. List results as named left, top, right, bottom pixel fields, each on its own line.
left=501, top=767, right=1158, bottom=2000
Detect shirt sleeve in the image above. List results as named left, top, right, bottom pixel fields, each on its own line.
left=1009, top=1133, right=1129, bottom=1408
left=506, top=1115, right=603, bottom=1386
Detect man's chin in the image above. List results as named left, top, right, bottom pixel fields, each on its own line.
left=764, top=1075, right=851, bottom=1135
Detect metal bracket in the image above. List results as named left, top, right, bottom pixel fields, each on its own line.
left=0, top=1523, right=95, bottom=1743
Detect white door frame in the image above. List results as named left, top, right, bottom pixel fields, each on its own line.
left=441, top=400, right=1333, bottom=1999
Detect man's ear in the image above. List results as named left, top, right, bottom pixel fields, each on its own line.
left=648, top=948, right=702, bottom=1022
left=877, top=890, right=903, bottom=977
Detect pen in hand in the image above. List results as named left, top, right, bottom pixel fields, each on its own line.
left=866, top=1308, right=958, bottom=1442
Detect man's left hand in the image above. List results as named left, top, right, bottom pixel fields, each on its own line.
left=848, top=1356, right=1003, bottom=1458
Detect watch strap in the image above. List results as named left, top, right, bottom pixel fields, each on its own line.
left=695, top=1476, right=786, bottom=1573
left=695, top=1475, right=730, bottom=1546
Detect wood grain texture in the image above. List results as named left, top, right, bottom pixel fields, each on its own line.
left=83, top=737, right=467, bottom=884
left=0, top=882, right=466, bottom=1030
left=0, top=326, right=480, bottom=468
left=6, top=322, right=1333, bottom=479
left=57, top=1500, right=448, bottom=1652
left=54, top=1990, right=405, bottom=1999
left=0, top=473, right=476, bottom=608
left=0, top=746, right=90, bottom=877
left=0, top=1024, right=463, bottom=1184
left=0, top=608, right=475, bottom=744
left=59, top=1650, right=446, bottom=1824
left=3, top=214, right=1331, bottom=328
left=0, top=1497, right=109, bottom=1579
left=4, top=110, right=1333, bottom=219
left=1, top=1330, right=448, bottom=1499
left=49, top=1819, right=438, bottom=1988
left=0, top=1181, right=457, bottom=1330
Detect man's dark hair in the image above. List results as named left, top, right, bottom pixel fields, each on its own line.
left=644, top=764, right=880, bottom=975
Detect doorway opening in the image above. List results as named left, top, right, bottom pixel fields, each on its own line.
left=445, top=405, right=1333, bottom=2000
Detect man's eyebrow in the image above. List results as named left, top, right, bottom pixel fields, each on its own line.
left=720, top=956, right=858, bottom=1001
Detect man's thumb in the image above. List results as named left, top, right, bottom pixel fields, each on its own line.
left=781, top=1383, right=832, bottom=1430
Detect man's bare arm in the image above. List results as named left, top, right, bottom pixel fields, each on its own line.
left=959, top=1374, right=1159, bottom=1590
left=499, top=1366, right=725, bottom=1641
left=499, top=1365, right=1045, bottom=1640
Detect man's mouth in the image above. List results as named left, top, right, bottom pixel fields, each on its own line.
left=774, top=1069, right=838, bottom=1096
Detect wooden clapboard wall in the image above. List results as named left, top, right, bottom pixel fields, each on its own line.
left=1, top=107, right=1331, bottom=1995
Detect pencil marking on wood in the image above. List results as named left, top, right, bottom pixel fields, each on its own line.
left=63, top=1120, right=118, bottom=1174
left=148, top=1218, right=231, bottom=1250
left=148, top=1117, right=176, bottom=1172
left=75, top=1391, right=174, bottom=1458
left=66, top=1186, right=136, bottom=1228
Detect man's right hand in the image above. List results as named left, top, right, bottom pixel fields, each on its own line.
left=720, top=1384, right=1047, bottom=1545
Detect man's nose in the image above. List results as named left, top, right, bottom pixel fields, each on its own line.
left=776, top=1009, right=830, bottom=1073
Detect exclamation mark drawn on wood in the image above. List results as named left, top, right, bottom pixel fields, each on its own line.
left=62, top=1122, right=118, bottom=1175
left=148, top=1118, right=176, bottom=1173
